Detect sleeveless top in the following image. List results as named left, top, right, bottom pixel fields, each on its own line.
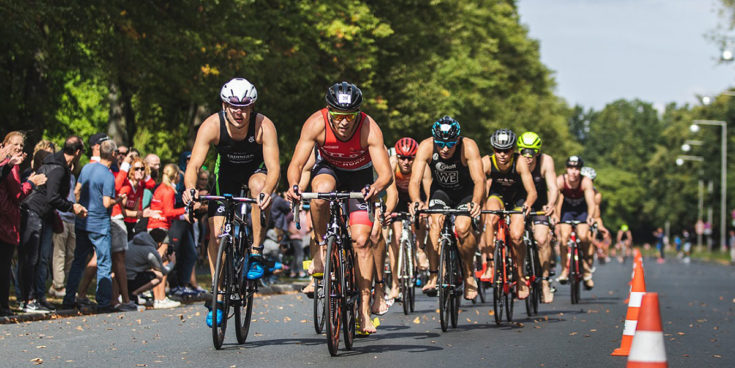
left=561, top=174, right=585, bottom=207
left=429, top=137, right=472, bottom=191
left=529, top=158, right=548, bottom=206
left=214, top=110, right=264, bottom=179
left=317, top=108, right=372, bottom=171
left=488, top=152, right=523, bottom=198
left=395, top=165, right=410, bottom=194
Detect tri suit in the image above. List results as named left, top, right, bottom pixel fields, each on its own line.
left=394, top=165, right=426, bottom=213
left=527, top=158, right=550, bottom=225
left=487, top=153, right=525, bottom=210
left=428, top=137, right=473, bottom=210
left=311, top=108, right=373, bottom=226
left=560, top=174, right=587, bottom=223
left=209, top=110, right=266, bottom=217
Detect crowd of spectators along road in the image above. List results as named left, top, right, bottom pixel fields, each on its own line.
left=0, top=131, right=312, bottom=316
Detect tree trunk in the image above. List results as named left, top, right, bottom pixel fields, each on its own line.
left=107, top=80, right=136, bottom=145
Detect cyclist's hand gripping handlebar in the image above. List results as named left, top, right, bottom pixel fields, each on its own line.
left=292, top=185, right=301, bottom=230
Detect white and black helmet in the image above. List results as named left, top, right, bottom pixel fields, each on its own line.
left=490, top=129, right=517, bottom=150
left=220, top=78, right=258, bottom=106
left=581, top=166, right=597, bottom=180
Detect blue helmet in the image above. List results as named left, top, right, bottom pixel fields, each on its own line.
left=431, top=116, right=461, bottom=141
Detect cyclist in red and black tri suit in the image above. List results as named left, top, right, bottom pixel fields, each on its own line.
left=409, top=116, right=484, bottom=300
left=286, top=82, right=392, bottom=334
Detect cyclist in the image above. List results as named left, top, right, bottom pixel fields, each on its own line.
left=408, top=116, right=484, bottom=300
left=516, top=132, right=557, bottom=303
left=554, top=155, right=596, bottom=289
left=481, top=129, right=537, bottom=300
left=182, top=78, right=280, bottom=325
left=615, top=224, right=633, bottom=263
left=580, top=166, right=611, bottom=263
left=384, top=138, right=431, bottom=301
left=285, top=81, right=392, bottom=334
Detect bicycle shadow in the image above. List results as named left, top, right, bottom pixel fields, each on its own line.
left=225, top=337, right=325, bottom=350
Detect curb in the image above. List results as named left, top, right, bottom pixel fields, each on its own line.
left=0, top=282, right=308, bottom=325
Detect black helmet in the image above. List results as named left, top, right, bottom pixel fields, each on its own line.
left=325, top=81, right=363, bottom=111
left=431, top=116, right=461, bottom=141
left=490, top=129, right=516, bottom=150
left=566, top=155, right=584, bottom=168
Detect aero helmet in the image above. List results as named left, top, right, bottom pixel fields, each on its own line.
left=517, top=131, right=542, bottom=150
left=566, top=155, right=584, bottom=168
left=580, top=166, right=597, bottom=181
left=325, top=81, right=363, bottom=111
left=490, top=129, right=517, bottom=150
left=395, top=137, right=418, bottom=157
left=431, top=116, right=461, bottom=141
left=220, top=78, right=257, bottom=106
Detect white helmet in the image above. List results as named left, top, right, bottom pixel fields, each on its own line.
left=220, top=78, right=257, bottom=106
left=580, top=166, right=597, bottom=181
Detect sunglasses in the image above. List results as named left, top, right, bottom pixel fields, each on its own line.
left=226, top=96, right=254, bottom=107
left=494, top=148, right=512, bottom=154
left=328, top=110, right=359, bottom=121
left=434, top=140, right=458, bottom=149
left=520, top=148, right=538, bottom=157
left=397, top=155, right=415, bottom=161
left=133, top=167, right=145, bottom=172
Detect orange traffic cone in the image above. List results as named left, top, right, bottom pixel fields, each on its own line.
left=627, top=293, right=667, bottom=367
left=612, top=260, right=647, bottom=356
left=624, top=257, right=646, bottom=304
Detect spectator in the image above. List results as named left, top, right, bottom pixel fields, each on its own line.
left=147, top=163, right=198, bottom=308
left=681, top=229, right=692, bottom=264
left=49, top=169, right=77, bottom=299
left=20, top=135, right=86, bottom=313
left=116, top=156, right=158, bottom=238
left=1, top=133, right=47, bottom=316
left=270, top=192, right=291, bottom=237
left=653, top=227, right=665, bottom=264
left=168, top=152, right=200, bottom=298
left=126, top=230, right=175, bottom=307
left=25, top=146, right=57, bottom=300
left=87, top=133, right=110, bottom=163
left=63, top=139, right=121, bottom=312
left=141, top=153, right=161, bottom=209
left=112, top=145, right=128, bottom=173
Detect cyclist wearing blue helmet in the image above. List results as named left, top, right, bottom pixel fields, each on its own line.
left=408, top=116, right=485, bottom=300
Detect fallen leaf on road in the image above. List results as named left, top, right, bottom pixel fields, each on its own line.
left=36, top=346, right=46, bottom=349
left=682, top=354, right=689, bottom=357
left=569, top=332, right=577, bottom=336
left=475, top=310, right=479, bottom=315
left=75, top=326, right=83, bottom=331
left=713, top=355, right=722, bottom=358
left=677, top=332, right=685, bottom=335
left=300, top=320, right=307, bottom=323
left=284, top=317, right=291, bottom=322
left=590, top=329, right=597, bottom=332
left=413, top=317, right=421, bottom=324
left=136, top=364, right=147, bottom=367
left=436, top=309, right=440, bottom=313
left=714, top=326, right=719, bottom=330
left=31, top=358, right=43, bottom=364
left=466, top=318, right=471, bottom=323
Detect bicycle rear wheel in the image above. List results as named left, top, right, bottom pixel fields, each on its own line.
left=570, top=245, right=581, bottom=304
left=212, top=237, right=231, bottom=350
left=399, top=242, right=410, bottom=315
left=341, top=246, right=356, bottom=351
left=492, top=243, right=504, bottom=325
left=505, top=249, right=515, bottom=323
left=524, top=244, right=538, bottom=317
left=438, top=240, right=450, bottom=332
left=313, top=277, right=326, bottom=334
left=324, top=236, right=341, bottom=356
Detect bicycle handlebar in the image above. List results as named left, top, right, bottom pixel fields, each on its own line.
left=291, top=185, right=371, bottom=230
left=481, top=210, right=546, bottom=216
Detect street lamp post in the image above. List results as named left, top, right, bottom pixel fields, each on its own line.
left=691, top=120, right=728, bottom=250
left=677, top=155, right=705, bottom=247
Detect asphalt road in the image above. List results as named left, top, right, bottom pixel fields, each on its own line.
left=1, top=258, right=733, bottom=367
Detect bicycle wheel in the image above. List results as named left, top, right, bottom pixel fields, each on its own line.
left=571, top=246, right=581, bottom=304
left=342, top=246, right=356, bottom=351
left=324, top=236, right=341, bottom=356
left=399, top=241, right=410, bottom=315
left=524, top=244, right=537, bottom=317
left=313, top=277, right=326, bottom=334
left=505, top=249, right=515, bottom=323
left=532, top=246, right=541, bottom=315
left=212, top=237, right=231, bottom=350
left=438, top=240, right=450, bottom=332
left=450, top=248, right=461, bottom=328
left=234, top=281, right=254, bottom=344
left=492, top=243, right=504, bottom=325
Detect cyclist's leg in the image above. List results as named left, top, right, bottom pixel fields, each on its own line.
left=454, top=213, right=478, bottom=300
left=509, top=209, right=527, bottom=299
left=350, top=220, right=376, bottom=333
left=370, top=228, right=389, bottom=314
left=533, top=220, right=553, bottom=303
left=575, top=222, right=593, bottom=288
left=414, top=216, right=429, bottom=270
left=247, top=172, right=269, bottom=252
left=206, top=214, right=226, bottom=282
left=482, top=195, right=504, bottom=280
left=424, top=189, right=450, bottom=293
left=558, top=222, right=572, bottom=280
left=388, top=219, right=402, bottom=299
left=307, top=172, right=336, bottom=274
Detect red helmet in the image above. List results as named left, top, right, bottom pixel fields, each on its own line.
left=395, top=137, right=418, bottom=157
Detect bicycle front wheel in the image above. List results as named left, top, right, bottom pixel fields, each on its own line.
left=438, top=240, right=450, bottom=332
left=313, top=277, right=326, bottom=334
left=341, top=245, right=356, bottom=351
left=570, top=245, right=581, bottom=304
left=399, top=241, right=410, bottom=315
left=450, top=249, right=460, bottom=328
left=492, top=243, right=504, bottom=325
left=212, top=237, right=231, bottom=350
left=324, top=236, right=341, bottom=356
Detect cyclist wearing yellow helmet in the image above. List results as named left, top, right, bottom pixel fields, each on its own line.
left=517, top=132, right=558, bottom=303
left=615, top=224, right=633, bottom=263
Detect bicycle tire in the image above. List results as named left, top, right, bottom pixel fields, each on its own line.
left=324, top=236, right=341, bottom=356
left=313, top=277, right=326, bottom=334
left=532, top=245, right=541, bottom=315
left=492, top=243, right=504, bottom=325
left=400, top=241, right=410, bottom=315
left=342, top=245, right=356, bottom=351
left=450, top=248, right=460, bottom=328
left=212, top=237, right=230, bottom=350
left=438, top=239, right=450, bottom=332
left=570, top=243, right=580, bottom=304
left=234, top=282, right=254, bottom=344
left=524, top=241, right=537, bottom=317
left=505, top=247, right=515, bottom=323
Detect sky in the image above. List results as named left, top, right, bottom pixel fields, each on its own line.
left=517, top=0, right=733, bottom=110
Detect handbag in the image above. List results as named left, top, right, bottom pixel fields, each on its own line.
left=52, top=211, right=64, bottom=234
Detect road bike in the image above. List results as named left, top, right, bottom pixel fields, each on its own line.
left=293, top=186, right=367, bottom=356
left=415, top=206, right=471, bottom=332
left=522, top=213, right=545, bottom=316
left=189, top=190, right=264, bottom=349
left=391, top=212, right=416, bottom=314
left=483, top=209, right=521, bottom=325
left=564, top=220, right=584, bottom=304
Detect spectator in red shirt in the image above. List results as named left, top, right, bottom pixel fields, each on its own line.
left=115, top=156, right=158, bottom=237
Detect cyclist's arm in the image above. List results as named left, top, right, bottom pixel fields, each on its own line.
left=258, top=116, right=280, bottom=196
left=298, top=147, right=317, bottom=191
left=481, top=155, right=492, bottom=197
left=542, top=154, right=559, bottom=208
left=409, top=138, right=432, bottom=204
left=384, top=155, right=399, bottom=214
left=463, top=138, right=485, bottom=206
left=365, top=117, right=393, bottom=195
left=421, top=162, right=432, bottom=200
left=582, top=176, right=595, bottom=221
left=616, top=230, right=623, bottom=243
left=516, top=156, right=537, bottom=209
left=593, top=191, right=602, bottom=220
left=185, top=117, right=217, bottom=192
left=287, top=112, right=322, bottom=190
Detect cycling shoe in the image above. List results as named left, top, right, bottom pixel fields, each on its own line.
left=246, top=254, right=265, bottom=280
left=206, top=301, right=224, bottom=327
